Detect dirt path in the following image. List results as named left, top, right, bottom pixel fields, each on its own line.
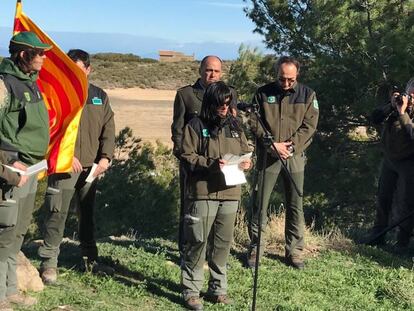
left=106, top=88, right=176, bottom=148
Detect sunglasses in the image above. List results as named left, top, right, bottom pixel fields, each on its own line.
left=36, top=50, right=46, bottom=56
left=219, top=101, right=230, bottom=107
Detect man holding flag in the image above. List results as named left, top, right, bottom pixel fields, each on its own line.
left=0, top=31, right=51, bottom=310
left=38, top=49, right=115, bottom=284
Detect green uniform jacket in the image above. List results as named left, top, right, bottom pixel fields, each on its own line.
left=171, top=79, right=237, bottom=156
left=74, top=83, right=115, bottom=167
left=250, top=81, right=319, bottom=155
left=371, top=102, right=414, bottom=160
left=181, top=116, right=250, bottom=201
left=0, top=58, right=49, bottom=165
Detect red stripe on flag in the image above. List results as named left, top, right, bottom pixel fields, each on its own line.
left=39, top=69, right=72, bottom=129
left=47, top=132, right=63, bottom=173
left=45, top=52, right=85, bottom=106
left=14, top=18, right=27, bottom=32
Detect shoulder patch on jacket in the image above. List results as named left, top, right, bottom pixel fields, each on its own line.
left=267, top=96, right=276, bottom=103
left=0, top=80, right=8, bottom=109
left=92, top=97, right=103, bottom=105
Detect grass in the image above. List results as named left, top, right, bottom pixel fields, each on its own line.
left=19, top=213, right=414, bottom=311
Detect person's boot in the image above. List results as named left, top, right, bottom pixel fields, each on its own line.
left=184, top=296, right=203, bottom=310
left=40, top=267, right=58, bottom=285
left=205, top=294, right=232, bottom=305
left=7, top=292, right=37, bottom=307
left=0, top=299, right=13, bottom=311
left=286, top=254, right=305, bottom=270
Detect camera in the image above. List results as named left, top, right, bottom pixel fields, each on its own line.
left=394, top=92, right=413, bottom=106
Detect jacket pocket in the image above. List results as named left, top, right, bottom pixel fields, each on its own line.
left=183, top=211, right=204, bottom=243
left=0, top=186, right=18, bottom=227
left=45, top=185, right=62, bottom=213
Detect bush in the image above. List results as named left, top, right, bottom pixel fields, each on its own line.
left=94, top=127, right=179, bottom=238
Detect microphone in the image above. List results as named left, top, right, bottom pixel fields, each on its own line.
left=237, top=102, right=257, bottom=112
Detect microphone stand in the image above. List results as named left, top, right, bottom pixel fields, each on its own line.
left=250, top=103, right=302, bottom=311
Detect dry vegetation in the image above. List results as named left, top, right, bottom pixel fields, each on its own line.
left=89, top=53, right=233, bottom=90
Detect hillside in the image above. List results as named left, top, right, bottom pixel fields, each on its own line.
left=89, top=53, right=234, bottom=90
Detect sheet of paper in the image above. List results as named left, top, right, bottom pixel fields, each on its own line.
left=85, top=163, right=98, bottom=183
left=4, top=159, right=48, bottom=176
left=221, top=164, right=247, bottom=186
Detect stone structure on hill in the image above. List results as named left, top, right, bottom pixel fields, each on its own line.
left=159, top=50, right=195, bottom=62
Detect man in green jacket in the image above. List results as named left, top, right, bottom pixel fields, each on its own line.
left=247, top=56, right=319, bottom=269
left=171, top=56, right=237, bottom=255
left=38, top=49, right=115, bottom=284
left=0, top=31, right=51, bottom=310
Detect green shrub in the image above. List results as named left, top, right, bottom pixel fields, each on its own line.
left=94, top=127, right=179, bottom=239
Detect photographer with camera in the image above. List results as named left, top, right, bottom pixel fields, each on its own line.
left=365, top=78, right=414, bottom=247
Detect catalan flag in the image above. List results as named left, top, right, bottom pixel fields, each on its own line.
left=13, top=0, right=88, bottom=174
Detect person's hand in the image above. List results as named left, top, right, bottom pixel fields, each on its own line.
left=17, top=175, right=28, bottom=187
left=272, top=141, right=293, bottom=160
left=12, top=161, right=27, bottom=171
left=238, top=159, right=252, bottom=170
left=219, top=159, right=228, bottom=169
left=391, top=92, right=400, bottom=109
left=72, top=157, right=83, bottom=173
left=93, top=158, right=110, bottom=177
left=397, top=94, right=409, bottom=115
left=11, top=162, right=27, bottom=188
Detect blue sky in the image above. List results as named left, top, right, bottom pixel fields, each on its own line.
left=0, top=0, right=262, bottom=43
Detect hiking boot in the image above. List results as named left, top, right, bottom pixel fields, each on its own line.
left=40, top=267, right=58, bottom=285
left=206, top=294, right=232, bottom=305
left=83, top=257, right=115, bottom=276
left=0, top=299, right=13, bottom=311
left=7, top=293, right=37, bottom=307
left=286, top=255, right=305, bottom=270
left=184, top=296, right=203, bottom=310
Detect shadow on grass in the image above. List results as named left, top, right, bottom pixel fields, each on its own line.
left=107, top=238, right=181, bottom=265
left=24, top=238, right=184, bottom=307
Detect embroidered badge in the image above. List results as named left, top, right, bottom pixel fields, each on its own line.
left=313, top=98, right=319, bottom=110
left=24, top=92, right=31, bottom=102
left=267, top=96, right=276, bottom=103
left=92, top=97, right=103, bottom=105
left=202, top=128, right=210, bottom=137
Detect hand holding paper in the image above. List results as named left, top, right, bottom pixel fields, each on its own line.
left=220, top=153, right=252, bottom=186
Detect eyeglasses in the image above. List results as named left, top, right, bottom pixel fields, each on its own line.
left=278, top=77, right=296, bottom=84
left=220, top=101, right=230, bottom=107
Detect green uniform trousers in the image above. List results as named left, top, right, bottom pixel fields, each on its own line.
left=373, top=156, right=414, bottom=238
left=249, top=153, right=305, bottom=259
left=181, top=200, right=238, bottom=299
left=38, top=169, right=98, bottom=269
left=0, top=175, right=38, bottom=299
